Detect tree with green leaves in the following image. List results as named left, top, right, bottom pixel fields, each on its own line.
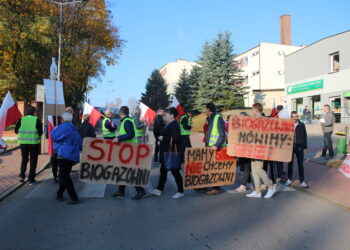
left=0, top=0, right=123, bottom=109
left=140, top=70, right=169, bottom=111
left=194, top=32, right=249, bottom=111
left=174, top=69, right=191, bottom=111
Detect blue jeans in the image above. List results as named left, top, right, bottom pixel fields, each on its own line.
left=322, top=132, right=334, bottom=157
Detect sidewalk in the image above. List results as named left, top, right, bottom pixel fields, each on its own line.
left=190, top=133, right=350, bottom=208
left=0, top=148, right=50, bottom=198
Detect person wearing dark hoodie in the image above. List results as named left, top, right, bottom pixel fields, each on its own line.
left=51, top=112, right=83, bottom=204
left=78, top=114, right=96, bottom=139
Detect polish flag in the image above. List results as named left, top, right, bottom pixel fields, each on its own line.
left=269, top=98, right=278, bottom=117
left=47, top=115, right=55, bottom=155
left=0, top=91, right=22, bottom=137
left=82, top=102, right=102, bottom=127
left=172, top=96, right=185, bottom=120
left=139, top=102, right=156, bottom=126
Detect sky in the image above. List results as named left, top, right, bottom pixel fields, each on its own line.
left=88, top=0, right=350, bottom=107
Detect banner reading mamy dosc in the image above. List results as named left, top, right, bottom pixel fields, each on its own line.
left=80, top=138, right=153, bottom=187
left=184, top=147, right=236, bottom=189
left=227, top=115, right=294, bottom=162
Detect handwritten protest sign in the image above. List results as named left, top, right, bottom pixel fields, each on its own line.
left=227, top=115, right=295, bottom=162
left=80, top=138, right=153, bottom=187
left=184, top=147, right=236, bottom=189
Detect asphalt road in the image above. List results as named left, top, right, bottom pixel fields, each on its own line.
left=1, top=160, right=350, bottom=250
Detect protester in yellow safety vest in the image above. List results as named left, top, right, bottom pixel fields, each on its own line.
left=112, top=106, right=146, bottom=200
left=204, top=102, right=226, bottom=195
left=179, top=110, right=193, bottom=163
left=132, top=107, right=148, bottom=143
left=102, top=109, right=117, bottom=139
left=14, top=106, right=43, bottom=185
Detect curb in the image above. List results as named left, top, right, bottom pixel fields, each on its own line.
left=290, top=184, right=350, bottom=210
left=0, top=160, right=51, bottom=202
left=0, top=145, right=20, bottom=156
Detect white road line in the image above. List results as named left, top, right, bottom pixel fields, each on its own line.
left=24, top=184, right=42, bottom=199
left=78, top=182, right=107, bottom=198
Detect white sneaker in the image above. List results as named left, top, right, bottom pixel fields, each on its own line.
left=172, top=192, right=184, bottom=199
left=264, top=188, right=276, bottom=199
left=300, top=181, right=308, bottom=188
left=246, top=183, right=254, bottom=189
left=149, top=189, right=162, bottom=196
left=285, top=179, right=292, bottom=186
left=246, top=191, right=261, bottom=198
left=235, top=185, right=247, bottom=192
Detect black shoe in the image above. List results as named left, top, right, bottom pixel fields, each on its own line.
left=67, top=199, right=80, bottom=205
left=28, top=181, right=35, bottom=186
left=132, top=192, right=146, bottom=200
left=19, top=177, right=25, bottom=183
left=112, top=191, right=125, bottom=198
left=56, top=196, right=64, bottom=201
left=54, top=178, right=59, bottom=184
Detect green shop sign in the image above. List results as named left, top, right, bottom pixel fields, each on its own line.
left=287, top=79, right=323, bottom=94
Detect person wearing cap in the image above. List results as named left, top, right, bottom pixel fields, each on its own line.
left=112, top=106, right=147, bottom=200
left=102, top=109, right=117, bottom=140
left=179, top=110, right=193, bottom=163
left=132, top=107, right=148, bottom=143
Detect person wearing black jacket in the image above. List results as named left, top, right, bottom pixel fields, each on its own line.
left=112, top=106, right=146, bottom=200
left=78, top=114, right=96, bottom=139
left=286, top=111, right=308, bottom=188
left=205, top=103, right=226, bottom=195
left=150, top=107, right=184, bottom=199
left=15, top=106, right=43, bottom=185
left=153, top=108, right=165, bottom=162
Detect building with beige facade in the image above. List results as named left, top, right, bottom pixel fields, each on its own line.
left=235, top=15, right=303, bottom=108
left=159, top=59, right=198, bottom=95
left=235, top=43, right=302, bottom=108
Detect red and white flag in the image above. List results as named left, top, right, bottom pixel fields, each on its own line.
left=172, top=95, right=185, bottom=120
left=139, top=102, right=156, bottom=126
left=0, top=91, right=22, bottom=137
left=269, top=98, right=278, bottom=117
left=47, top=115, right=55, bottom=155
left=82, top=102, right=102, bottom=127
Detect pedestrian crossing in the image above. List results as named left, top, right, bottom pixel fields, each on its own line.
left=23, top=163, right=295, bottom=199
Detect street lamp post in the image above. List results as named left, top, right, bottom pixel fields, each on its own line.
left=48, top=0, right=88, bottom=82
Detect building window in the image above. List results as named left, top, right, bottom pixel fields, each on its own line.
left=330, top=52, right=340, bottom=72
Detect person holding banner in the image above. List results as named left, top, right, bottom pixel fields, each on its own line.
left=179, top=110, right=193, bottom=163
left=112, top=106, right=147, bottom=200
left=102, top=109, right=117, bottom=140
left=205, top=102, right=226, bottom=195
left=15, top=106, right=43, bottom=185
left=246, top=103, right=276, bottom=199
left=51, top=112, right=82, bottom=204
left=150, top=107, right=184, bottom=199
